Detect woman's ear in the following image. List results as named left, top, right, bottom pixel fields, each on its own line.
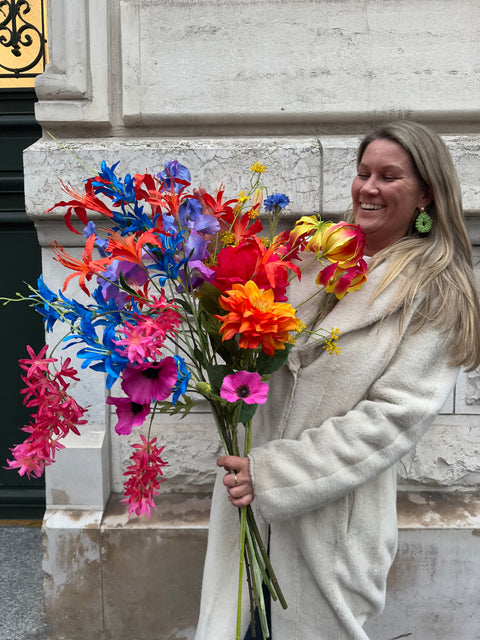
left=419, top=187, right=433, bottom=209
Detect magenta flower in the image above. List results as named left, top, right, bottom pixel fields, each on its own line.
left=122, top=435, right=168, bottom=517
left=220, top=371, right=269, bottom=405
left=7, top=346, right=87, bottom=479
left=106, top=396, right=151, bottom=435
left=121, top=357, right=178, bottom=404
left=114, top=304, right=182, bottom=364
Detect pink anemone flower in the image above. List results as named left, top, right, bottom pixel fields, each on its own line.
left=220, top=371, right=269, bottom=405
left=106, top=396, right=151, bottom=435
left=121, top=357, right=178, bottom=405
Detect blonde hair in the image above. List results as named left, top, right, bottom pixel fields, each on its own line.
left=355, top=121, right=480, bottom=371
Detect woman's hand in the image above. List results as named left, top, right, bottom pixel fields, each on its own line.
left=217, top=455, right=254, bottom=508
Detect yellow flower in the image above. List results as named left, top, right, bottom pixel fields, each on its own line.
left=237, top=191, right=249, bottom=203
left=247, top=208, right=259, bottom=219
left=221, top=231, right=236, bottom=246
left=289, top=215, right=332, bottom=253
left=250, top=161, right=266, bottom=174
left=322, top=327, right=342, bottom=355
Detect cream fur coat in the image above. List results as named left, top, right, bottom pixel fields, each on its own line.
left=195, top=259, right=459, bottom=640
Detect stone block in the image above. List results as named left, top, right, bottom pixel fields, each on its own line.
left=42, top=509, right=104, bottom=640
left=101, top=493, right=210, bottom=640
left=110, top=403, right=221, bottom=495
left=45, top=429, right=110, bottom=510
left=117, top=0, right=480, bottom=127
left=366, top=493, right=480, bottom=640
left=398, top=420, right=480, bottom=489
left=24, top=138, right=321, bottom=221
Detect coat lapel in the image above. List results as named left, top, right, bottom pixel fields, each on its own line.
left=290, top=260, right=405, bottom=367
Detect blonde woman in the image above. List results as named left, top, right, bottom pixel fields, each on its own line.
left=195, top=121, right=480, bottom=640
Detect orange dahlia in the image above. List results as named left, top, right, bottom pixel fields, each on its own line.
left=215, top=280, right=301, bottom=356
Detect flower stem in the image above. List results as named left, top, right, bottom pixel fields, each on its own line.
left=247, top=507, right=287, bottom=609
left=236, top=505, right=248, bottom=640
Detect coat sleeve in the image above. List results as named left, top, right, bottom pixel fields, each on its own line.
left=248, top=322, right=459, bottom=523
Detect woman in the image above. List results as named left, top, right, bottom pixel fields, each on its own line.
left=195, top=121, right=480, bottom=639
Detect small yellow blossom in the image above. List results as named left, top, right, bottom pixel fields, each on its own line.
left=297, top=320, right=307, bottom=334
left=250, top=161, right=266, bottom=174
left=247, top=208, right=259, bottom=219
left=237, top=191, right=249, bottom=203
left=221, top=231, right=236, bottom=246
left=259, top=236, right=269, bottom=247
left=322, top=328, right=341, bottom=355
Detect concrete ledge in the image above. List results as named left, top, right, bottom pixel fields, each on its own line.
left=42, top=492, right=480, bottom=639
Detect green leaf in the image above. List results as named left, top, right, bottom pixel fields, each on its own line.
left=118, top=271, right=139, bottom=296
left=256, top=343, right=293, bottom=375
left=199, top=282, right=222, bottom=315
left=174, top=297, right=193, bottom=315
left=152, top=396, right=196, bottom=419
left=205, top=363, right=232, bottom=392
left=192, top=345, right=207, bottom=368
left=239, top=402, right=258, bottom=425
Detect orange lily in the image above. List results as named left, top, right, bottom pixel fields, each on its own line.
left=52, top=235, right=113, bottom=295
left=106, top=229, right=163, bottom=266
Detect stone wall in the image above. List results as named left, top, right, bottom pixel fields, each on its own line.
left=25, top=1, right=480, bottom=638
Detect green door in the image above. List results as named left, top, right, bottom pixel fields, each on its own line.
left=0, top=88, right=45, bottom=519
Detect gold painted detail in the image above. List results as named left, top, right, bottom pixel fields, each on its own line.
left=0, top=0, right=48, bottom=88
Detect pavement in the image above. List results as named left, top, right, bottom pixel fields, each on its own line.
left=0, top=523, right=47, bottom=640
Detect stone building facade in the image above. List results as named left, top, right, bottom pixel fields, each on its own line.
left=24, top=1, right=480, bottom=638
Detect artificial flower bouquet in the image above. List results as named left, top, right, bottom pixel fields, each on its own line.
left=4, top=159, right=366, bottom=640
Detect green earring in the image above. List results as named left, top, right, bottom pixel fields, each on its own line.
left=415, top=207, right=432, bottom=234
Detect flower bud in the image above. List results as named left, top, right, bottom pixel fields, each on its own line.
left=195, top=381, right=212, bottom=396
left=320, top=222, right=365, bottom=269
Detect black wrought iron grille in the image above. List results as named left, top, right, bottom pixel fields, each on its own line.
left=0, top=0, right=47, bottom=78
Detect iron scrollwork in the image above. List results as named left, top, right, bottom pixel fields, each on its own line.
left=0, top=0, right=47, bottom=78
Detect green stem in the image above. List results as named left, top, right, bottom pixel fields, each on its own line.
left=247, top=507, right=287, bottom=609
left=236, top=505, right=248, bottom=640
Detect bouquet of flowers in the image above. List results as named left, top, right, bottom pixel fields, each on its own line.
left=4, top=159, right=366, bottom=640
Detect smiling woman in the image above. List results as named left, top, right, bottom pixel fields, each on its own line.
left=352, top=138, right=432, bottom=255
left=196, top=121, right=480, bottom=640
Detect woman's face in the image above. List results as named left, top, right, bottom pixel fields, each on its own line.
left=351, top=138, right=431, bottom=255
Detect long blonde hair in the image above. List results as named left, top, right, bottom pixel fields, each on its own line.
left=355, top=121, right=480, bottom=371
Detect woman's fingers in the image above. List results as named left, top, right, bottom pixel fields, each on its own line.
left=217, top=455, right=254, bottom=506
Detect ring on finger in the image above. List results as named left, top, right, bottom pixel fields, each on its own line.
left=234, top=472, right=238, bottom=487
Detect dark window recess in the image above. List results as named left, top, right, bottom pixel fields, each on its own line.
left=0, top=88, right=46, bottom=518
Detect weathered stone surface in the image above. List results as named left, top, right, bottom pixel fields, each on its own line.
left=119, top=0, right=480, bottom=124
left=110, top=404, right=221, bottom=494
left=46, top=430, right=110, bottom=509
left=101, top=494, right=210, bottom=640
left=398, top=422, right=480, bottom=488
left=366, top=493, right=480, bottom=640
left=24, top=138, right=321, bottom=221
left=42, top=510, right=105, bottom=640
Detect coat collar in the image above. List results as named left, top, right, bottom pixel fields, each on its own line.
left=290, top=259, right=405, bottom=367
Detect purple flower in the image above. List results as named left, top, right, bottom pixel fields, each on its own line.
left=106, top=396, right=151, bottom=435
left=220, top=371, right=269, bottom=405
left=157, top=161, right=191, bottom=192
left=97, top=259, right=148, bottom=306
left=121, top=358, right=178, bottom=404
left=180, top=260, right=216, bottom=291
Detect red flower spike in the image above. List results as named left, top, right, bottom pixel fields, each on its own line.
left=46, top=179, right=114, bottom=234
